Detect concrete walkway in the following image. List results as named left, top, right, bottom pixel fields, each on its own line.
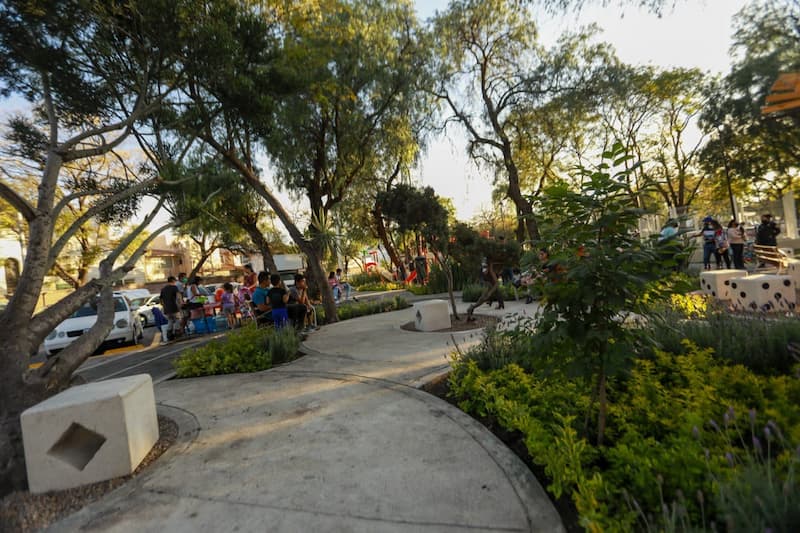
left=51, top=299, right=563, bottom=532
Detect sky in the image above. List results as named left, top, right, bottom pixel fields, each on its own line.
left=0, top=0, right=751, bottom=230
left=412, top=0, right=750, bottom=221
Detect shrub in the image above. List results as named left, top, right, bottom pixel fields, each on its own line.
left=356, top=281, right=405, bottom=292
left=448, top=341, right=800, bottom=531
left=173, top=324, right=299, bottom=377
left=348, top=271, right=382, bottom=288
left=647, top=308, right=800, bottom=375
left=316, top=296, right=410, bottom=323
left=406, top=284, right=429, bottom=296
left=461, top=282, right=518, bottom=302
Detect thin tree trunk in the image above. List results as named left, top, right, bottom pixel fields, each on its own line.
left=597, top=369, right=607, bottom=447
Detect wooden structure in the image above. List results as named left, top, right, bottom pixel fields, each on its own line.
left=762, top=73, right=800, bottom=115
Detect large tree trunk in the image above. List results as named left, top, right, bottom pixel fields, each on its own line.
left=210, top=143, right=339, bottom=323
left=504, top=155, right=540, bottom=243
left=238, top=219, right=278, bottom=273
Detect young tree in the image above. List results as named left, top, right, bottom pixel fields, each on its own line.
left=0, top=0, right=198, bottom=494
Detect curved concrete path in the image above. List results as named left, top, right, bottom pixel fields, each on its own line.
left=51, top=300, right=563, bottom=532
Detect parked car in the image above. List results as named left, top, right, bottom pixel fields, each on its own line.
left=44, top=292, right=143, bottom=356
left=129, top=294, right=162, bottom=327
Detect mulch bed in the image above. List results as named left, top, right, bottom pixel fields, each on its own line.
left=400, top=313, right=498, bottom=333
left=0, top=415, right=178, bottom=533
left=422, top=374, right=582, bottom=533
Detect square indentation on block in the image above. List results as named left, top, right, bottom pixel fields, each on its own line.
left=47, top=422, right=107, bottom=471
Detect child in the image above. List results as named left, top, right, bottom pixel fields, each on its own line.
left=267, top=273, right=289, bottom=327
left=152, top=306, right=170, bottom=345
left=220, top=282, right=238, bottom=329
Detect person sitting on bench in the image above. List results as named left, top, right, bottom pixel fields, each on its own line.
left=267, top=273, right=290, bottom=327
left=251, top=271, right=273, bottom=325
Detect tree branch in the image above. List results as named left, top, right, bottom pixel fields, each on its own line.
left=0, top=181, right=36, bottom=222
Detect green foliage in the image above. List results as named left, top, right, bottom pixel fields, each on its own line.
left=427, top=263, right=468, bottom=293
left=461, top=282, right=518, bottom=303
left=405, top=284, right=430, bottom=296
left=348, top=272, right=383, bottom=288
left=356, top=281, right=405, bottom=292
left=449, top=341, right=800, bottom=531
left=173, top=324, right=299, bottom=378
left=315, top=296, right=409, bottom=323
left=647, top=309, right=800, bottom=375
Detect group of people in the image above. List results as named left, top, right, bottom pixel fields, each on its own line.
left=327, top=268, right=356, bottom=303
left=156, top=264, right=320, bottom=343
left=697, top=213, right=780, bottom=271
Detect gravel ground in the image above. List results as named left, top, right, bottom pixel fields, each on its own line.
left=0, top=415, right=178, bottom=533
left=400, top=313, right=498, bottom=332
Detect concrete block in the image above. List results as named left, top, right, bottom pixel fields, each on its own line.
left=699, top=269, right=745, bottom=300
left=785, top=258, right=800, bottom=289
left=730, top=274, right=796, bottom=312
left=21, top=374, right=158, bottom=493
left=414, top=300, right=451, bottom=332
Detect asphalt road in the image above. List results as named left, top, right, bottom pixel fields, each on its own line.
left=35, top=289, right=439, bottom=385
left=75, top=329, right=228, bottom=384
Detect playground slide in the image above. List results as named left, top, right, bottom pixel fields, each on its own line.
left=366, top=262, right=396, bottom=282
left=405, top=270, right=417, bottom=284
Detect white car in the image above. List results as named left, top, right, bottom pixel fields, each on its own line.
left=44, top=292, right=143, bottom=356
left=130, top=294, right=162, bottom=328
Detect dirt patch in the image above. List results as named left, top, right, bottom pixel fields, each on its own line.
left=422, top=374, right=582, bottom=533
left=400, top=313, right=497, bottom=333
left=0, top=415, right=178, bottom=533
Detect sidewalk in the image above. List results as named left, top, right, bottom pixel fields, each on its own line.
left=51, top=299, right=563, bottom=532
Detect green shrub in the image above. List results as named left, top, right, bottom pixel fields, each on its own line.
left=316, top=296, right=410, bottom=323
left=448, top=341, right=800, bottom=531
left=461, top=282, right=518, bottom=302
left=348, top=271, right=382, bottom=288
left=427, top=263, right=469, bottom=293
left=356, top=281, right=405, bottom=292
left=173, top=324, right=299, bottom=377
left=461, top=283, right=483, bottom=302
left=648, top=309, right=800, bottom=375
left=406, top=284, right=429, bottom=295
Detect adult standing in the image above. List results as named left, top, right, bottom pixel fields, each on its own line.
left=756, top=213, right=780, bottom=246
left=698, top=217, right=717, bottom=271
left=713, top=220, right=731, bottom=269
left=727, top=220, right=746, bottom=269
left=176, top=272, right=187, bottom=294
left=159, top=276, right=182, bottom=342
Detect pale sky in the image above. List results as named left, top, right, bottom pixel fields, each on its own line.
left=0, top=0, right=751, bottom=229
left=413, top=0, right=750, bottom=221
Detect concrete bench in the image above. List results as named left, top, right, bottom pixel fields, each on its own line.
left=21, top=374, right=158, bottom=493
left=414, top=300, right=451, bottom=331
left=729, top=274, right=796, bottom=312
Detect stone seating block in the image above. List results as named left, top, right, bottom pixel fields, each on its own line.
left=21, top=374, right=158, bottom=494
left=414, top=300, right=451, bottom=332
left=729, top=274, right=796, bottom=312
left=699, top=269, right=745, bottom=300
left=785, top=258, right=800, bottom=289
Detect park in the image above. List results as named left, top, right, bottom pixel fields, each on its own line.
left=1, top=0, right=799, bottom=531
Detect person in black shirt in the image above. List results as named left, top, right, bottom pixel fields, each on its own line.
left=756, top=213, right=780, bottom=247
left=159, top=276, right=182, bottom=341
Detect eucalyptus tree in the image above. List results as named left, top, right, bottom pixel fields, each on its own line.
left=0, top=0, right=203, bottom=494
left=431, top=0, right=611, bottom=243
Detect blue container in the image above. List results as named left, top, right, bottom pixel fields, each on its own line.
left=192, top=317, right=217, bottom=334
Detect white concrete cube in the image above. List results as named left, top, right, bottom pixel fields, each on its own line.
left=785, top=258, right=800, bottom=289
left=729, top=274, right=796, bottom=313
left=699, top=270, right=746, bottom=300
left=414, top=300, right=451, bottom=332
left=21, top=374, right=158, bottom=493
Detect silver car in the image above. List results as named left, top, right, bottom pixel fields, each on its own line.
left=130, top=294, right=162, bottom=327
